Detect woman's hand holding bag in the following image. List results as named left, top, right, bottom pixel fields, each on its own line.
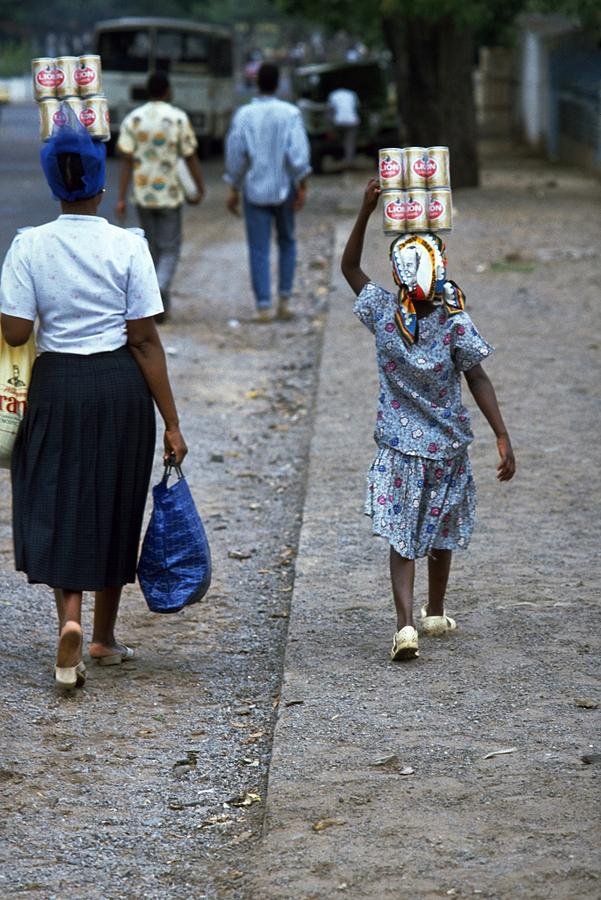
left=137, top=463, right=211, bottom=613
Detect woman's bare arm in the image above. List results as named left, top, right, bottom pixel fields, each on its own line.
left=127, top=316, right=188, bottom=465
left=1, top=314, right=34, bottom=346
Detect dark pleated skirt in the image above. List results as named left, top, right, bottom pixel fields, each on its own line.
left=11, top=345, right=155, bottom=590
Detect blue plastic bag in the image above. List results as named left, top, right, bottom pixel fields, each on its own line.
left=137, top=465, right=211, bottom=613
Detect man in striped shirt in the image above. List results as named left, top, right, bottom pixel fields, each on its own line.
left=224, top=63, right=312, bottom=322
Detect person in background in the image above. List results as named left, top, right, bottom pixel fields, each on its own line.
left=327, top=86, right=360, bottom=170
left=116, top=71, right=205, bottom=323
left=0, top=117, right=187, bottom=690
left=224, top=62, right=311, bottom=323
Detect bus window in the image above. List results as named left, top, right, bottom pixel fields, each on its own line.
left=209, top=37, right=233, bottom=77
left=97, top=29, right=150, bottom=72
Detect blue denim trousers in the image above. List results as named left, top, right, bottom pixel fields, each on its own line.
left=243, top=190, right=296, bottom=310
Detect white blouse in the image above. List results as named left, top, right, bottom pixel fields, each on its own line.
left=0, top=215, right=163, bottom=354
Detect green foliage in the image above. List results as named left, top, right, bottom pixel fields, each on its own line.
left=0, top=40, right=31, bottom=76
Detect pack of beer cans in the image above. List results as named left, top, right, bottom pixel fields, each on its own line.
left=32, top=56, right=110, bottom=142
left=379, top=147, right=453, bottom=234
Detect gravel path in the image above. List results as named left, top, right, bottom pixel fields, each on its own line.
left=1, top=147, right=599, bottom=899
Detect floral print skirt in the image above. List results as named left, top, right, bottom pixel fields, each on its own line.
left=364, top=446, right=476, bottom=559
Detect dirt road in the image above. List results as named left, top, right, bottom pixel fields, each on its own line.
left=1, top=148, right=600, bottom=899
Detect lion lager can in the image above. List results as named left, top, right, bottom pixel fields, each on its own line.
left=379, top=148, right=403, bottom=190
left=32, top=58, right=57, bottom=101
left=426, top=146, right=450, bottom=188
left=38, top=98, right=60, bottom=140
left=39, top=98, right=82, bottom=138
left=75, top=55, right=103, bottom=98
left=404, top=189, right=429, bottom=232
left=79, top=96, right=110, bottom=140
left=55, top=56, right=78, bottom=98
left=403, top=147, right=432, bottom=189
left=382, top=189, right=407, bottom=234
left=427, top=188, right=453, bottom=232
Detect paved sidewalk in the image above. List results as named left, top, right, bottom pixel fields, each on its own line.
left=248, top=154, right=601, bottom=898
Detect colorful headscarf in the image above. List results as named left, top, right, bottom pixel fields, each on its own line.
left=390, top=233, right=465, bottom=346
left=40, top=102, right=106, bottom=202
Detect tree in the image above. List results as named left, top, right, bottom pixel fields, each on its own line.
left=276, top=0, right=599, bottom=186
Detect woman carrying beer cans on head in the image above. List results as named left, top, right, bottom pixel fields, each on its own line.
left=33, top=55, right=110, bottom=142
left=379, top=146, right=453, bottom=235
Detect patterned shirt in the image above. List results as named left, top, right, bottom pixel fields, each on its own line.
left=117, top=101, right=198, bottom=209
left=224, top=96, right=312, bottom=205
left=0, top=216, right=163, bottom=354
left=354, top=282, right=494, bottom=459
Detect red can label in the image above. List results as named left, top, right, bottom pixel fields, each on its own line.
left=79, top=107, right=97, bottom=127
left=405, top=199, right=425, bottom=220
left=385, top=197, right=406, bottom=221
left=75, top=65, right=96, bottom=87
left=53, top=108, right=68, bottom=127
left=36, top=67, right=56, bottom=88
left=380, top=157, right=401, bottom=180
left=413, top=157, right=436, bottom=179
left=428, top=199, right=444, bottom=220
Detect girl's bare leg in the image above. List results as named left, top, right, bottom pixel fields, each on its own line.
left=55, top=589, right=83, bottom=668
left=426, top=549, right=453, bottom=616
left=390, top=548, right=415, bottom=630
left=90, top=588, right=125, bottom=658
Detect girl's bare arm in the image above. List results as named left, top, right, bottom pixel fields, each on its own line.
left=464, top=364, right=515, bottom=481
left=341, top=177, right=380, bottom=296
left=127, top=316, right=188, bottom=465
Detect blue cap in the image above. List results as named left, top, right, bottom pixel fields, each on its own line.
left=40, top=102, right=106, bottom=202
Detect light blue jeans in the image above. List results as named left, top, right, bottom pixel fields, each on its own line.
left=243, top=190, right=296, bottom=310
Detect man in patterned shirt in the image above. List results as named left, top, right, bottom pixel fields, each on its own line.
left=116, top=72, right=205, bottom=322
left=224, top=63, right=311, bottom=322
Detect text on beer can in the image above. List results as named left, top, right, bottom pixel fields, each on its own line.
left=379, top=148, right=403, bottom=189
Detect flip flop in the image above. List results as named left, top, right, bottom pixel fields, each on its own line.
left=420, top=606, right=457, bottom=636
left=91, top=645, right=135, bottom=666
left=390, top=626, right=419, bottom=661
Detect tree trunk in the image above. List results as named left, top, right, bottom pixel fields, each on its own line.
left=383, top=14, right=479, bottom=188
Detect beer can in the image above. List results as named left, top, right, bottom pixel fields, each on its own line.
left=32, top=58, right=57, bottom=101
left=379, top=148, right=403, bottom=190
left=75, top=55, right=103, bottom=98
left=382, top=189, right=407, bottom=234
left=55, top=56, right=79, bottom=98
left=79, top=96, right=110, bottom=140
left=38, top=98, right=60, bottom=140
left=39, top=98, right=82, bottom=139
left=427, top=188, right=453, bottom=232
left=404, top=189, right=429, bottom=232
left=403, top=147, right=431, bottom=189
left=426, top=146, right=450, bottom=188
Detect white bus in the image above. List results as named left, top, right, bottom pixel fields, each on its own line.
left=94, top=17, right=235, bottom=154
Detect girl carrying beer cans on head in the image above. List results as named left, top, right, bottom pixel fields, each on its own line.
left=340, top=177, right=516, bottom=662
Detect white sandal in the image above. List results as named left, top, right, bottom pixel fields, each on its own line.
left=420, top=606, right=457, bottom=636
left=390, top=626, right=419, bottom=661
left=91, top=645, right=135, bottom=666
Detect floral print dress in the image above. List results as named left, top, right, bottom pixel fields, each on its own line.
left=354, top=281, right=494, bottom=559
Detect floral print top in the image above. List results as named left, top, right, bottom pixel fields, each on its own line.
left=354, top=281, right=493, bottom=460
left=117, top=101, right=198, bottom=208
